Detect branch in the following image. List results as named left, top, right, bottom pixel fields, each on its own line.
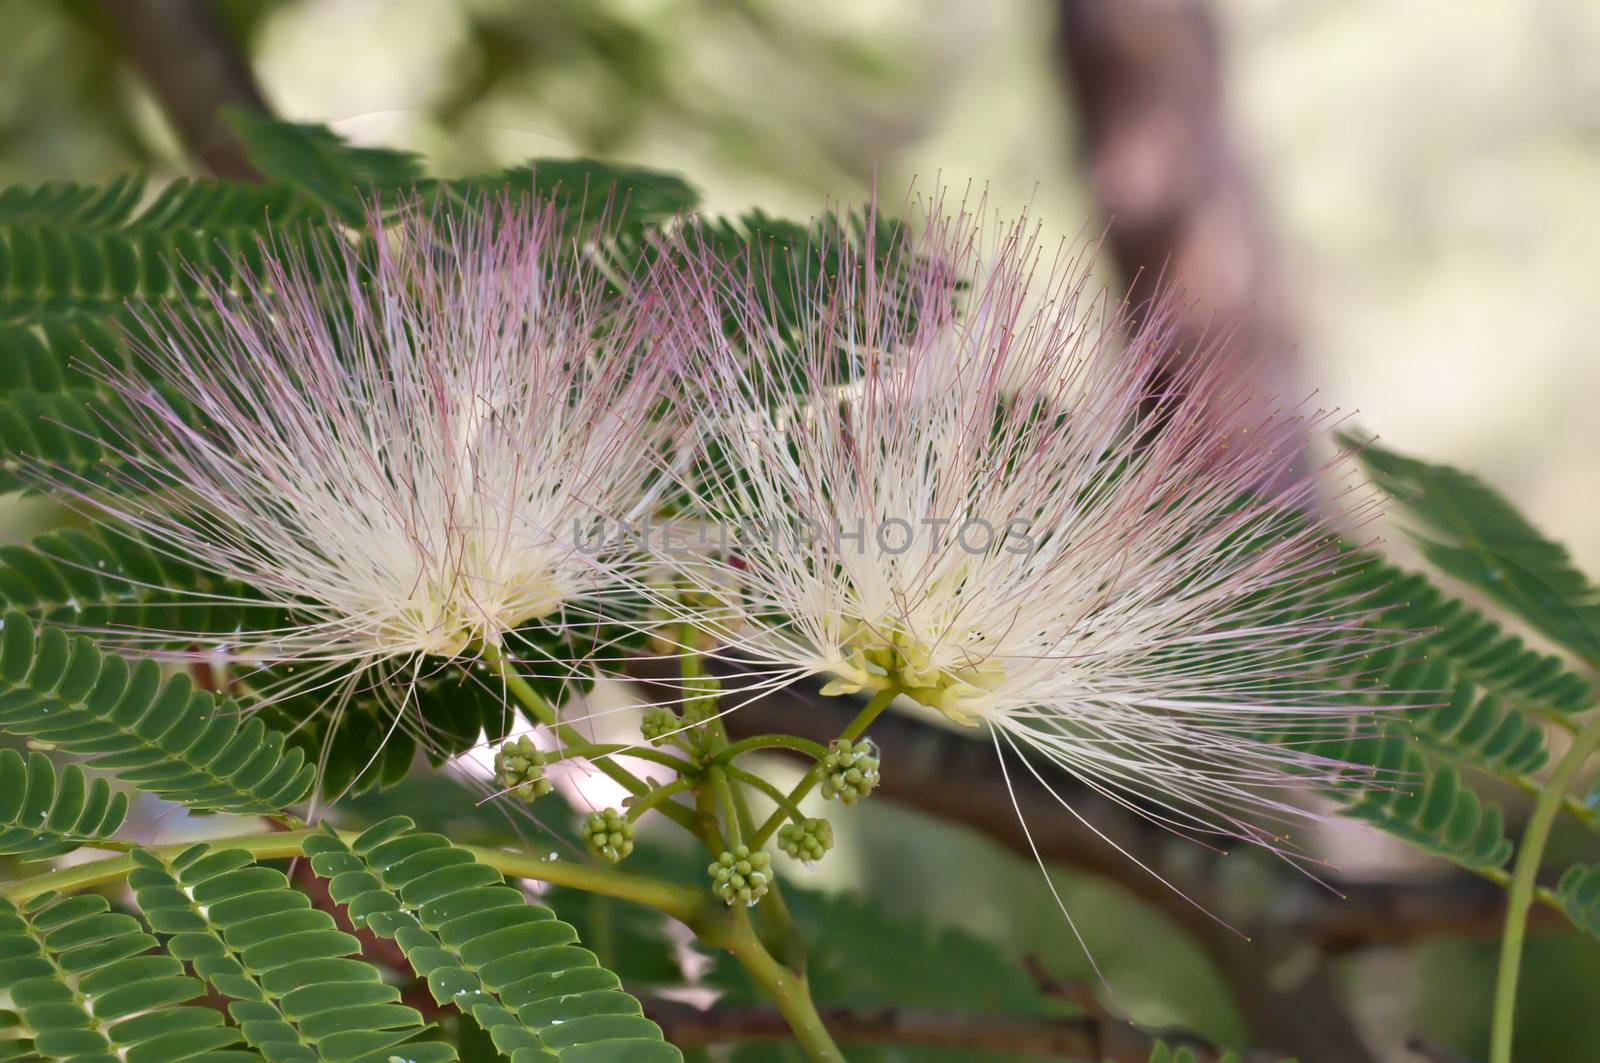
left=1054, top=0, right=1305, bottom=478
left=96, top=0, right=269, bottom=179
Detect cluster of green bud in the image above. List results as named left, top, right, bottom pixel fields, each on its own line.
left=776, top=817, right=834, bottom=863
left=639, top=707, right=681, bottom=746
left=709, top=845, right=772, bottom=906
left=494, top=736, right=552, bottom=803
left=819, top=738, right=880, bottom=805
left=580, top=809, right=635, bottom=863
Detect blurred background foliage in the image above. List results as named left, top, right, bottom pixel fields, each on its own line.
left=1, top=1, right=1598, bottom=1059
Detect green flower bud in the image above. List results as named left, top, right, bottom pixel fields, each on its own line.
left=776, top=818, right=834, bottom=863
left=581, top=808, right=635, bottom=863
left=639, top=707, right=680, bottom=745
left=709, top=844, right=772, bottom=906
left=494, top=735, right=552, bottom=803
left=819, top=738, right=880, bottom=805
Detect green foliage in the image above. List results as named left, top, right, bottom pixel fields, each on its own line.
left=0, top=610, right=313, bottom=815
left=230, top=113, right=699, bottom=230
left=0, top=387, right=122, bottom=493
left=0, top=526, right=269, bottom=635
left=246, top=643, right=565, bottom=800
left=1336, top=551, right=1593, bottom=715
left=1555, top=862, right=1600, bottom=942
left=1337, top=758, right=1510, bottom=877
left=461, top=159, right=700, bottom=230
left=305, top=817, right=680, bottom=1062
left=0, top=890, right=257, bottom=1061
left=1360, top=643, right=1551, bottom=776
left=128, top=843, right=454, bottom=1063
left=226, top=111, right=426, bottom=223
left=1345, top=433, right=1600, bottom=665
left=1278, top=715, right=1515, bottom=872
left=0, top=317, right=123, bottom=393
left=0, top=187, right=329, bottom=324
left=0, top=749, right=125, bottom=860
left=0, top=176, right=146, bottom=228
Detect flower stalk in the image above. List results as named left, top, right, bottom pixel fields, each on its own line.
left=750, top=685, right=899, bottom=848
left=1489, top=713, right=1600, bottom=1063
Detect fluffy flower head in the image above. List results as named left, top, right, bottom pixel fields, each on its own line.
left=77, top=197, right=673, bottom=670
left=654, top=195, right=1374, bottom=845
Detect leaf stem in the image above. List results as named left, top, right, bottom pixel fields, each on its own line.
left=1, top=827, right=704, bottom=924
left=1489, top=713, right=1600, bottom=1063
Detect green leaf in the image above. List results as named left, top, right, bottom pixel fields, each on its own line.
left=304, top=817, right=681, bottom=1062
left=0, top=176, right=146, bottom=228
left=0, top=386, right=121, bottom=492
left=128, top=843, right=454, bottom=1063
left=0, top=610, right=313, bottom=815
left=447, top=159, right=699, bottom=232
left=0, top=526, right=273, bottom=636
left=1555, top=862, right=1600, bottom=942
left=247, top=667, right=501, bottom=802
left=0, top=179, right=328, bottom=325
left=225, top=112, right=426, bottom=224
left=1338, top=753, right=1513, bottom=872
left=1335, top=551, right=1593, bottom=715
left=0, top=891, right=238, bottom=1062
left=0, top=749, right=126, bottom=860
left=1344, top=433, right=1600, bottom=665
left=1359, top=642, right=1551, bottom=777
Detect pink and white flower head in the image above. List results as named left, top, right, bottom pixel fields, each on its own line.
left=67, top=196, right=675, bottom=674
left=654, top=193, right=1375, bottom=851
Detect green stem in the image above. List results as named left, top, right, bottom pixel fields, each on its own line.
left=706, top=764, right=743, bottom=848
left=713, top=734, right=831, bottom=764
left=551, top=743, right=698, bottom=774
left=1, top=828, right=704, bottom=923
left=1490, top=714, right=1600, bottom=1063
left=479, top=641, right=701, bottom=834
left=724, top=764, right=809, bottom=823
left=750, top=686, right=899, bottom=847
left=717, top=914, right=842, bottom=1063
left=624, top=776, right=698, bottom=822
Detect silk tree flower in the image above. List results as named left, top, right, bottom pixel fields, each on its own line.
left=59, top=197, right=676, bottom=684
left=650, top=198, right=1378, bottom=857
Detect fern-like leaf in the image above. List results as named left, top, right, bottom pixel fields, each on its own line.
left=305, top=817, right=682, bottom=1062
left=1338, top=753, right=1513, bottom=872
left=444, top=159, right=699, bottom=232
left=1359, top=643, right=1551, bottom=776
left=226, top=112, right=427, bottom=223
left=1555, top=863, right=1600, bottom=942
left=1344, top=433, right=1600, bottom=665
left=0, top=176, right=146, bottom=229
left=128, top=843, right=455, bottom=1063
left=1337, top=551, right=1593, bottom=714
left=0, top=611, right=313, bottom=814
left=0, top=749, right=126, bottom=860
left=0, top=891, right=245, bottom=1060
left=0, top=526, right=271, bottom=637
